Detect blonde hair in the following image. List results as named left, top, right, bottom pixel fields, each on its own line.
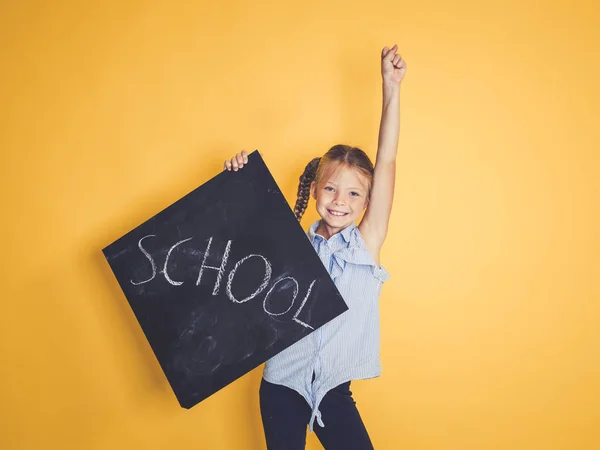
left=293, top=144, right=374, bottom=221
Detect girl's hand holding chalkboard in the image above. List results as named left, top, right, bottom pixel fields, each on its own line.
left=224, top=150, right=249, bottom=171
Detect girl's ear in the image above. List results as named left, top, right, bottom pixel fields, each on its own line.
left=310, top=181, right=317, bottom=199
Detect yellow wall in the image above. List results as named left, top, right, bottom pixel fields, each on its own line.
left=1, top=1, right=598, bottom=448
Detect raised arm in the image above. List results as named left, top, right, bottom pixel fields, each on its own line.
left=359, top=44, right=407, bottom=264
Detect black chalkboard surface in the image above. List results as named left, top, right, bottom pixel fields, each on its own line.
left=102, top=150, right=348, bottom=408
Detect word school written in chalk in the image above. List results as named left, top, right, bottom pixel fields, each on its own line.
left=130, top=234, right=316, bottom=330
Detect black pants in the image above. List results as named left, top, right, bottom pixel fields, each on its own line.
left=259, top=378, right=374, bottom=450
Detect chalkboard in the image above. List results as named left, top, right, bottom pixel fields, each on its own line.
left=102, top=150, right=348, bottom=408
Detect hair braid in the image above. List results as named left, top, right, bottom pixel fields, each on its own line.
left=293, top=157, right=321, bottom=222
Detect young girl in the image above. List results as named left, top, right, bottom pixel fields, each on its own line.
left=224, top=44, right=406, bottom=450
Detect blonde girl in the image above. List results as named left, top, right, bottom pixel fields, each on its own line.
left=224, top=44, right=406, bottom=450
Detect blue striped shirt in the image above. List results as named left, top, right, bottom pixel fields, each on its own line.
left=262, top=219, right=390, bottom=432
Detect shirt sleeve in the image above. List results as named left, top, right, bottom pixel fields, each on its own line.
left=373, top=264, right=391, bottom=284
left=351, top=227, right=391, bottom=284
left=331, top=241, right=391, bottom=284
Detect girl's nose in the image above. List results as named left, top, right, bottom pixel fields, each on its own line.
left=333, top=194, right=346, bottom=205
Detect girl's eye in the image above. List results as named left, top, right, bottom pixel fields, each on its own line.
left=351, top=192, right=359, bottom=196
left=325, top=186, right=334, bottom=191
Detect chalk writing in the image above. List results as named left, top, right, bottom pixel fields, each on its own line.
left=164, top=237, right=194, bottom=286
left=129, top=234, right=316, bottom=329
left=130, top=235, right=157, bottom=285
left=196, top=236, right=232, bottom=294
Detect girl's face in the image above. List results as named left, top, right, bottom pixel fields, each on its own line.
left=310, top=162, right=370, bottom=232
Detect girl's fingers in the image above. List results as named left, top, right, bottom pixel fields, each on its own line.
left=386, top=44, right=397, bottom=58
left=225, top=150, right=251, bottom=172
left=236, top=153, right=245, bottom=168
left=382, top=44, right=399, bottom=62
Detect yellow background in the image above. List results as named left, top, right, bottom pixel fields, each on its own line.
left=1, top=0, right=598, bottom=449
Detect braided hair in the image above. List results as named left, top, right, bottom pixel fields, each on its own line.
left=293, top=157, right=321, bottom=221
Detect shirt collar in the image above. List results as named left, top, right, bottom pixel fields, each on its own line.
left=307, top=219, right=355, bottom=244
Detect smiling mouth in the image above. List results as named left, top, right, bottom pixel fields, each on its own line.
left=328, top=210, right=349, bottom=217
